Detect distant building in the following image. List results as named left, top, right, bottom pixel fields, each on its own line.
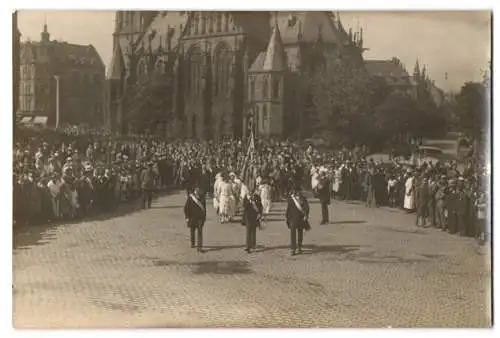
left=365, top=57, right=416, bottom=98
left=13, top=12, right=21, bottom=116
left=106, top=11, right=366, bottom=139
left=19, top=24, right=105, bottom=127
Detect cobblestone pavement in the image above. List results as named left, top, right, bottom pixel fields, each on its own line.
left=13, top=192, right=491, bottom=328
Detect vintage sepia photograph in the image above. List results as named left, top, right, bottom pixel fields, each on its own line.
left=11, top=7, right=492, bottom=329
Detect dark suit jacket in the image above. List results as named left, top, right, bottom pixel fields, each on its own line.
left=184, top=194, right=206, bottom=228
left=243, top=194, right=263, bottom=228
left=317, top=178, right=331, bottom=204
left=286, top=193, right=311, bottom=230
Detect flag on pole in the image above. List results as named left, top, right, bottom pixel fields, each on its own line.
left=240, top=130, right=256, bottom=193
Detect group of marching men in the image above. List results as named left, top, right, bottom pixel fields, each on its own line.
left=184, top=170, right=310, bottom=255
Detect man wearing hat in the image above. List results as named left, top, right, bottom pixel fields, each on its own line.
left=286, top=184, right=311, bottom=256
left=184, top=187, right=206, bottom=252
left=140, top=161, right=157, bottom=209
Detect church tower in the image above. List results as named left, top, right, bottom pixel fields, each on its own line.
left=248, top=22, right=286, bottom=138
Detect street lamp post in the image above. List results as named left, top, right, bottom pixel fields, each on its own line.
left=54, top=75, right=60, bottom=128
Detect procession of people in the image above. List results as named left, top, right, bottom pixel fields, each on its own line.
left=14, top=124, right=489, bottom=257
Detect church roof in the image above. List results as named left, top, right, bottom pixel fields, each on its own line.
left=107, top=40, right=125, bottom=79
left=365, top=59, right=412, bottom=87
left=274, top=12, right=348, bottom=45
left=250, top=24, right=286, bottom=72
left=21, top=40, right=104, bottom=68
left=263, top=24, right=285, bottom=70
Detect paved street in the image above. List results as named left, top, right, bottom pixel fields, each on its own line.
left=13, top=191, right=491, bottom=328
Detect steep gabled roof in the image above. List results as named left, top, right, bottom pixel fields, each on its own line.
left=262, top=24, right=286, bottom=70
left=365, top=59, right=412, bottom=86
left=249, top=23, right=286, bottom=73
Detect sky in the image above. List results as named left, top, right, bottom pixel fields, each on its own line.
left=17, top=10, right=491, bottom=92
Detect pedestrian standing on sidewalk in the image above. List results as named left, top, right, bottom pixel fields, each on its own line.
left=184, top=187, right=206, bottom=253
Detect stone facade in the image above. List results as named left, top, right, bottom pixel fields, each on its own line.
left=106, top=11, right=365, bottom=139
left=19, top=25, right=105, bottom=127
left=13, top=12, right=21, bottom=116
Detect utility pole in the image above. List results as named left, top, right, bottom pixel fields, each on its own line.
left=54, top=75, right=60, bottom=128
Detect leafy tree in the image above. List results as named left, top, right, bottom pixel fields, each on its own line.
left=123, top=73, right=173, bottom=134
left=308, top=56, right=386, bottom=147
left=454, top=81, right=487, bottom=140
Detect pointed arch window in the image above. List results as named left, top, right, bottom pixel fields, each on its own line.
left=261, top=104, right=268, bottom=132
left=215, top=44, right=231, bottom=97
left=272, top=77, right=280, bottom=99
left=262, top=78, right=269, bottom=99
left=188, top=47, right=203, bottom=97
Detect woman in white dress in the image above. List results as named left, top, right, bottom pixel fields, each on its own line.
left=213, top=173, right=223, bottom=215
left=258, top=177, right=273, bottom=216
left=231, top=174, right=242, bottom=216
left=404, top=171, right=416, bottom=212
left=219, top=175, right=236, bottom=223
left=332, top=166, right=342, bottom=199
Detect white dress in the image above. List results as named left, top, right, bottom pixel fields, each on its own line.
left=219, top=181, right=236, bottom=217
left=332, top=169, right=341, bottom=193
left=404, top=176, right=415, bottom=210
left=213, top=177, right=222, bottom=212
left=259, top=183, right=272, bottom=214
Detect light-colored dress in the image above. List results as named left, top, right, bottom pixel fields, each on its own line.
left=332, top=169, right=341, bottom=193
left=404, top=176, right=415, bottom=210
left=213, top=176, right=222, bottom=212
left=219, top=181, right=236, bottom=217
left=259, top=183, right=272, bottom=214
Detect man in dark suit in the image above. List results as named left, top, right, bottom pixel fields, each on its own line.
left=242, top=188, right=263, bottom=253
left=317, top=171, right=331, bottom=225
left=141, top=162, right=157, bottom=209
left=184, top=188, right=206, bottom=252
left=286, top=185, right=311, bottom=256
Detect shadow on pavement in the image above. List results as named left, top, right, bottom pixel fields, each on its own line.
left=260, top=244, right=363, bottom=255
left=192, top=261, right=253, bottom=275
left=328, top=220, right=367, bottom=225
left=152, top=259, right=253, bottom=275
left=205, top=244, right=246, bottom=252
left=381, top=227, right=427, bottom=235
left=149, top=205, right=184, bottom=209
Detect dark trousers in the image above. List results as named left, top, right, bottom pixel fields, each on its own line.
left=246, top=225, right=257, bottom=250
left=448, top=212, right=458, bottom=233
left=320, top=201, right=329, bottom=223
left=290, top=227, right=304, bottom=251
left=458, top=214, right=467, bottom=236
left=190, top=226, right=203, bottom=248
left=142, top=189, right=153, bottom=208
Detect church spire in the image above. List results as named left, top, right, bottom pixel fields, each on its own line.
left=413, top=59, right=421, bottom=79
left=41, top=22, right=50, bottom=43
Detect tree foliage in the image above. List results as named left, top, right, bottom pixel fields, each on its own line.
left=123, top=73, right=173, bottom=134
left=454, top=81, right=487, bottom=140
left=307, top=54, right=450, bottom=150
left=308, top=56, right=385, bottom=147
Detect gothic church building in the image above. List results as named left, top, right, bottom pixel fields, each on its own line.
left=106, top=11, right=365, bottom=140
